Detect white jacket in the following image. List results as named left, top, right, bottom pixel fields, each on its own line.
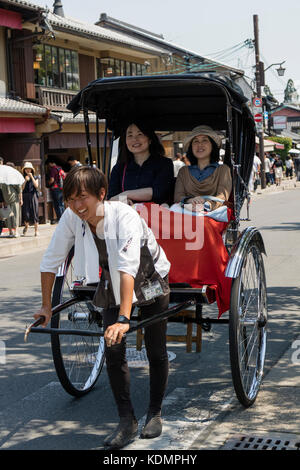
left=40, top=201, right=170, bottom=305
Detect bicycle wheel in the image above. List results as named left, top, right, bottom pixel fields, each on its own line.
left=229, top=242, right=267, bottom=407
left=51, top=249, right=105, bottom=397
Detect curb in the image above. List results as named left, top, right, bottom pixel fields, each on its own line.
left=0, top=224, right=56, bottom=258
left=251, top=179, right=300, bottom=199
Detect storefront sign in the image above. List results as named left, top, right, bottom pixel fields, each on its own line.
left=273, top=115, right=287, bottom=130
left=0, top=8, right=22, bottom=29
left=0, top=118, right=35, bottom=133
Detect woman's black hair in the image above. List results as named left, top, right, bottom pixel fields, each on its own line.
left=186, top=136, right=220, bottom=166
left=118, top=121, right=165, bottom=165
left=22, top=168, right=34, bottom=177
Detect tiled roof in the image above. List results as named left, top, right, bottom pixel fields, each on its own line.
left=0, top=0, right=43, bottom=11
left=2, top=1, right=170, bottom=55
left=0, top=97, right=47, bottom=114
left=46, top=12, right=169, bottom=55
left=51, top=111, right=97, bottom=123
left=3, top=1, right=242, bottom=73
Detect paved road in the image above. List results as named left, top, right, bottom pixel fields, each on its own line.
left=0, top=188, right=299, bottom=451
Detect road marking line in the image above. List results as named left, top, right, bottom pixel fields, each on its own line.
left=125, top=388, right=235, bottom=450
left=0, top=382, right=235, bottom=450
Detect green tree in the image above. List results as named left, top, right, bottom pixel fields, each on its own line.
left=267, top=136, right=292, bottom=161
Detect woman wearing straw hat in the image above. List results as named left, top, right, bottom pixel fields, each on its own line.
left=174, top=125, right=232, bottom=212
left=22, top=162, right=39, bottom=236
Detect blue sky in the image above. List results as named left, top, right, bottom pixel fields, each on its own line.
left=32, top=0, right=300, bottom=102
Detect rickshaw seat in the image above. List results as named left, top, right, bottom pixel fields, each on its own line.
left=136, top=202, right=233, bottom=318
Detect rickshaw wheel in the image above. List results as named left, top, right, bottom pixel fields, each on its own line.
left=51, top=248, right=105, bottom=397
left=229, top=242, right=267, bottom=407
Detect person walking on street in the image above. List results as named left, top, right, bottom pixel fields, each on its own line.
left=46, top=157, right=66, bottom=221
left=272, top=155, right=283, bottom=186
left=249, top=154, right=261, bottom=193
left=269, top=153, right=275, bottom=184
left=294, top=155, right=300, bottom=181
left=173, top=153, right=185, bottom=178
left=0, top=162, right=23, bottom=237
left=34, top=165, right=171, bottom=450
left=22, top=162, right=39, bottom=236
left=285, top=155, right=294, bottom=179
left=0, top=157, right=4, bottom=235
left=264, top=153, right=272, bottom=186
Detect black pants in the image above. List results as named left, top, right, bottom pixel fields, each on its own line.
left=51, top=188, right=65, bottom=221
left=102, top=293, right=169, bottom=418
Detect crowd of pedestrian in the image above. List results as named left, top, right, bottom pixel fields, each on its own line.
left=0, top=154, right=83, bottom=237
left=249, top=151, right=299, bottom=193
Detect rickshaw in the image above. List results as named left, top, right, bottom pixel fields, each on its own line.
left=25, top=72, right=267, bottom=409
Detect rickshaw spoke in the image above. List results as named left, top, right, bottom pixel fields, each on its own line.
left=230, top=241, right=267, bottom=407
left=51, top=250, right=105, bottom=397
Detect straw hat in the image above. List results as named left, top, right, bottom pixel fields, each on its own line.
left=22, top=161, right=35, bottom=173
left=183, top=125, right=223, bottom=152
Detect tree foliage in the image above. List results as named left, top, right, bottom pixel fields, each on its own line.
left=267, top=136, right=292, bottom=160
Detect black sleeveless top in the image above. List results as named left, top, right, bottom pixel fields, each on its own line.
left=92, top=235, right=116, bottom=309
left=92, top=233, right=169, bottom=310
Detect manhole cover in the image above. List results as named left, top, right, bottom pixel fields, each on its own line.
left=126, top=347, right=176, bottom=368
left=223, top=434, right=300, bottom=450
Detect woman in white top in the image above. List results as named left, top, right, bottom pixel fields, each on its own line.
left=34, top=166, right=170, bottom=449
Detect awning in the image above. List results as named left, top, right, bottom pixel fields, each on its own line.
left=0, top=117, right=35, bottom=133
left=255, top=137, right=285, bottom=150
left=48, top=133, right=109, bottom=149
left=263, top=139, right=275, bottom=151
left=265, top=139, right=285, bottom=150
left=0, top=8, right=22, bottom=29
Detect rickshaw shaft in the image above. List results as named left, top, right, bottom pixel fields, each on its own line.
left=28, top=299, right=195, bottom=338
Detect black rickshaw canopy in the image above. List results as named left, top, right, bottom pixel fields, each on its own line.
left=68, top=72, right=251, bottom=133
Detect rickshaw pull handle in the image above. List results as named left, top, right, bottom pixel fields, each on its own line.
left=24, top=316, right=46, bottom=343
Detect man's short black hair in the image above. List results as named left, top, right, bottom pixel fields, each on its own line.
left=63, top=165, right=108, bottom=201
left=46, top=155, right=57, bottom=164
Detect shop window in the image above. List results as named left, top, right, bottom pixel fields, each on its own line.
left=120, top=60, right=125, bottom=76
left=33, top=44, right=80, bottom=91
left=125, top=61, right=131, bottom=76
left=131, top=63, right=137, bottom=76
left=97, top=58, right=146, bottom=78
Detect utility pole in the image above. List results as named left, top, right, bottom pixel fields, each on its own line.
left=253, top=14, right=266, bottom=189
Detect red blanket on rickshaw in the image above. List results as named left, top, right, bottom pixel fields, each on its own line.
left=136, top=203, right=233, bottom=317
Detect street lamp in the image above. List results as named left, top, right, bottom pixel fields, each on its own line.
left=276, top=63, right=286, bottom=77
left=264, top=60, right=286, bottom=76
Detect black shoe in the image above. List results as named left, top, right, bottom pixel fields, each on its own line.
left=104, top=416, right=138, bottom=449
left=140, top=410, right=162, bottom=439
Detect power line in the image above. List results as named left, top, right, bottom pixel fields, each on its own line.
left=204, top=39, right=253, bottom=59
